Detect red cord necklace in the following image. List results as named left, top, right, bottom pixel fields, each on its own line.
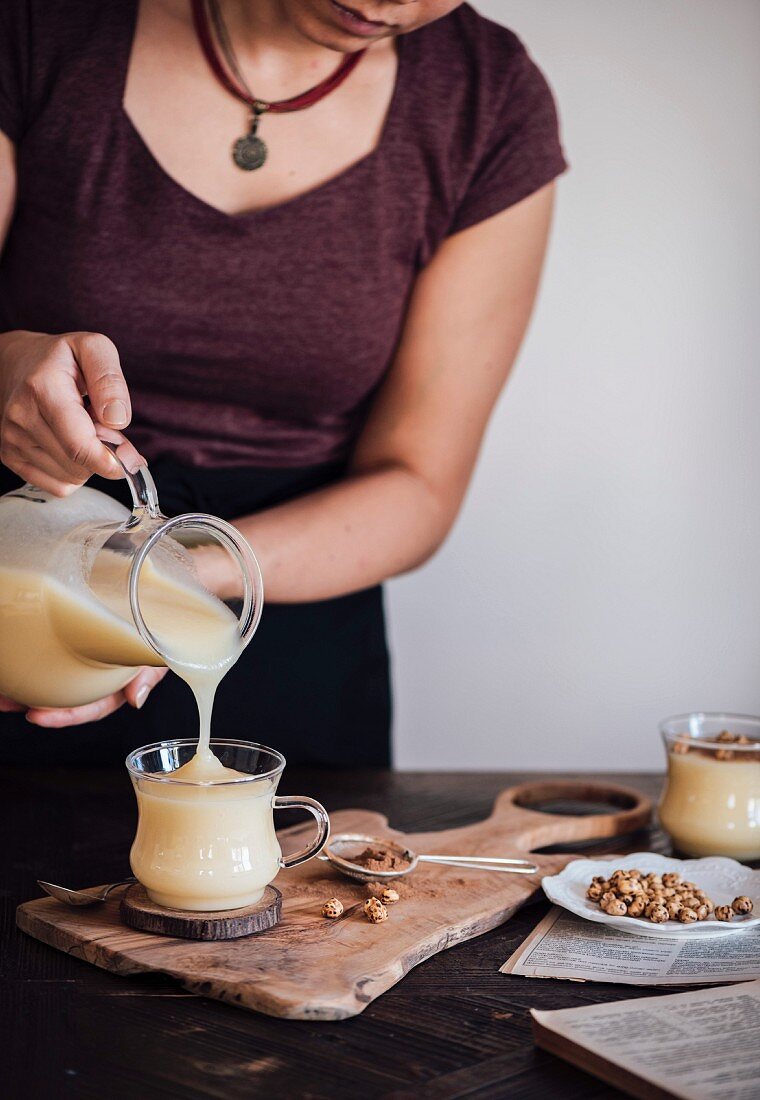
left=191, top=0, right=367, bottom=171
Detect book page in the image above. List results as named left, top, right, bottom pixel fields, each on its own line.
left=531, top=980, right=760, bottom=1100
left=502, top=907, right=760, bottom=985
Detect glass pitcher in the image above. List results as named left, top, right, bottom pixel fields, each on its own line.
left=0, top=432, right=263, bottom=708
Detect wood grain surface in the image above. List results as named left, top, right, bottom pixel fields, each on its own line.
left=119, top=883, right=282, bottom=939
left=16, top=780, right=650, bottom=1020
left=3, top=766, right=675, bottom=1100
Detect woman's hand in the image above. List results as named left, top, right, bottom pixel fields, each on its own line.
left=0, top=666, right=169, bottom=728
left=0, top=329, right=134, bottom=495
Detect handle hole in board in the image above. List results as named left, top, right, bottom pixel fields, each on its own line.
left=512, top=785, right=640, bottom=817
left=515, top=796, right=635, bottom=818
left=512, top=790, right=652, bottom=856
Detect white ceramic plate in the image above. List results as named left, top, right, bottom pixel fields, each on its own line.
left=542, top=852, right=760, bottom=937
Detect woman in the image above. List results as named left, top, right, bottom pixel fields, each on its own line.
left=0, top=0, right=565, bottom=766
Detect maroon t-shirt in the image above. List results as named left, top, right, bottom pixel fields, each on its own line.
left=0, top=1, right=566, bottom=469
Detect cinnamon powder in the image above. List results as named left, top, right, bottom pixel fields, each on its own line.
left=364, top=879, right=416, bottom=900
left=354, top=846, right=412, bottom=874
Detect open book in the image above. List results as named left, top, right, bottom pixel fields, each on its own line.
left=531, top=980, right=760, bottom=1100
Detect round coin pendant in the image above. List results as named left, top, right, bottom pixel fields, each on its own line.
left=232, top=133, right=267, bottom=171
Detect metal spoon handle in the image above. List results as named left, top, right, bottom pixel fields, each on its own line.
left=102, top=877, right=138, bottom=897
left=418, top=856, right=537, bottom=874
left=421, top=854, right=535, bottom=866
left=36, top=876, right=138, bottom=906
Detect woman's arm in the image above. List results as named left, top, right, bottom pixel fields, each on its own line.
left=0, top=135, right=136, bottom=493
left=230, top=182, right=556, bottom=603
left=0, top=132, right=16, bottom=245
left=0, top=131, right=167, bottom=725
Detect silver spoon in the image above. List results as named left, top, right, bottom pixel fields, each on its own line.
left=317, top=834, right=537, bottom=883
left=37, top=877, right=137, bottom=907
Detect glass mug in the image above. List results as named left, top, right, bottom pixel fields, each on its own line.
left=126, top=740, right=330, bottom=911
left=658, top=712, right=760, bottom=860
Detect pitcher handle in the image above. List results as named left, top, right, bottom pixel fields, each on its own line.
left=97, top=428, right=162, bottom=520
left=274, top=796, right=330, bottom=869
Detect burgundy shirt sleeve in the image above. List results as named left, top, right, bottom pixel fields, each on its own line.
left=0, top=0, right=31, bottom=144
left=448, top=46, right=567, bottom=236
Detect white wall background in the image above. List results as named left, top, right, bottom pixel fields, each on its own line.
left=388, top=0, right=760, bottom=771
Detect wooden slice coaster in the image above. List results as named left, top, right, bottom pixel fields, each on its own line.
left=119, top=883, right=281, bottom=940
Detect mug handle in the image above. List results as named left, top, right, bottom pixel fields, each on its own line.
left=274, top=796, right=330, bottom=869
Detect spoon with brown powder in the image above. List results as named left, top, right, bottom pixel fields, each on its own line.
left=318, top=834, right=537, bottom=883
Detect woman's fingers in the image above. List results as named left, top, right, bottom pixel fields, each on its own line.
left=92, top=423, right=147, bottom=477
left=66, top=332, right=131, bottom=432
left=26, top=690, right=128, bottom=728
left=2, top=431, right=89, bottom=493
left=0, top=330, right=131, bottom=490
left=123, top=666, right=169, bottom=710
left=39, top=383, right=122, bottom=481
left=16, top=667, right=168, bottom=728
left=0, top=445, right=80, bottom=496
left=28, top=412, right=102, bottom=484
left=0, top=693, right=26, bottom=713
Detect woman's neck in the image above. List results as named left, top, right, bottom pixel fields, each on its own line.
left=221, top=0, right=311, bottom=53
left=201, top=0, right=357, bottom=93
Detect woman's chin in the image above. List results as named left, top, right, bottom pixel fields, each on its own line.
left=287, top=0, right=396, bottom=52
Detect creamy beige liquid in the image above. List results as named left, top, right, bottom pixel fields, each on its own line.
left=0, top=561, right=241, bottom=723
left=92, top=558, right=242, bottom=761
left=0, top=565, right=159, bottom=707
left=659, top=750, right=760, bottom=859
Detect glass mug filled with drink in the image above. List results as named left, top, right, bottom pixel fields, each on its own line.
left=659, top=713, right=760, bottom=860
left=127, top=740, right=329, bottom=911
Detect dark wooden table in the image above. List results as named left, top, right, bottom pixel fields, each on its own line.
left=2, top=766, right=669, bottom=1100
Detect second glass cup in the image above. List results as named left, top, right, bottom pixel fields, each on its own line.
left=659, top=712, right=760, bottom=860
left=127, top=740, right=330, bottom=911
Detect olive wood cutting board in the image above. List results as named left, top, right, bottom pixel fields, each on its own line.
left=16, top=780, right=650, bottom=1020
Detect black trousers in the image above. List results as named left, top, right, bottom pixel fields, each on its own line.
left=0, top=460, right=391, bottom=767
